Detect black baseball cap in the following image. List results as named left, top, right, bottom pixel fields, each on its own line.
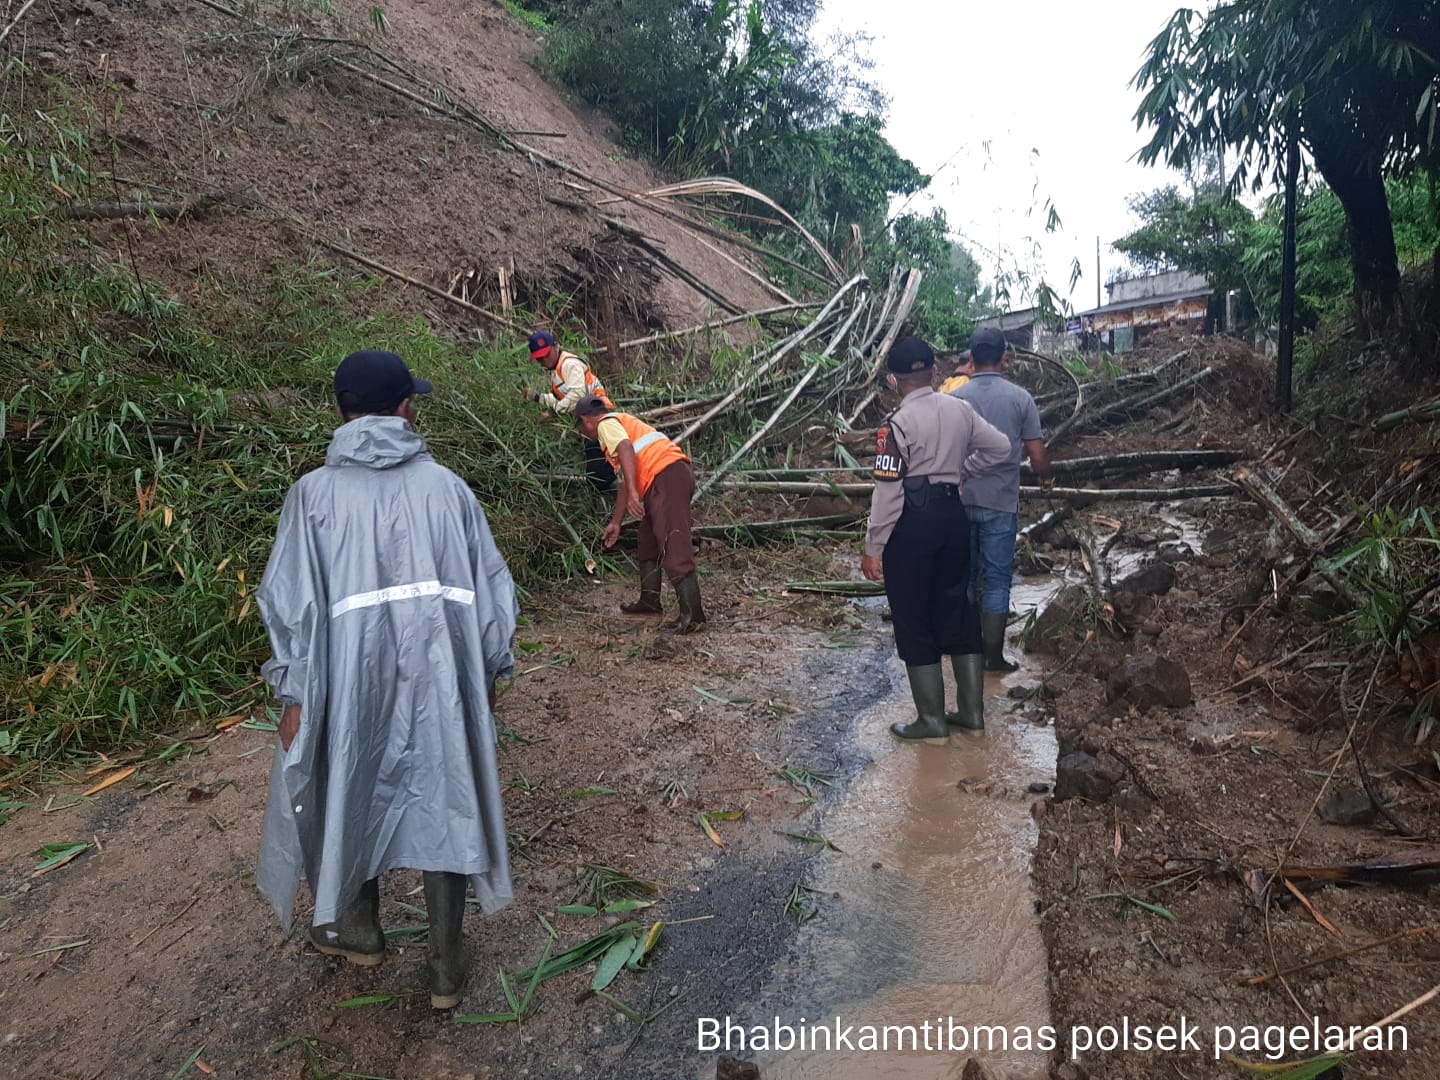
left=886, top=335, right=934, bottom=374
left=968, top=328, right=1008, bottom=364
left=574, top=394, right=610, bottom=418
left=334, top=350, right=433, bottom=414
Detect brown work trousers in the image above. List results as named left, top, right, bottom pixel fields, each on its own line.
left=636, top=460, right=696, bottom=581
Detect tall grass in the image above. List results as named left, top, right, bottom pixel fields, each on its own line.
left=0, top=69, right=600, bottom=762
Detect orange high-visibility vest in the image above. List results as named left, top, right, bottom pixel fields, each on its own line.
left=551, top=351, right=612, bottom=407
left=600, top=412, right=689, bottom=496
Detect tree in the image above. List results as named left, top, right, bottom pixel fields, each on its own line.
left=890, top=209, right=992, bottom=349
left=1113, top=184, right=1258, bottom=295
left=1134, top=0, right=1440, bottom=318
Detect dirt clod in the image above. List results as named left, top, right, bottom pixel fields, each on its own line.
left=1105, top=654, right=1193, bottom=711
left=1114, top=562, right=1177, bottom=596
left=1054, top=751, right=1127, bottom=802
left=1318, top=787, right=1379, bottom=827
left=717, top=1055, right=762, bottom=1080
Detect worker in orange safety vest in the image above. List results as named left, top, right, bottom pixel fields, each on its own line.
left=573, top=394, right=706, bottom=634
left=522, top=330, right=615, bottom=491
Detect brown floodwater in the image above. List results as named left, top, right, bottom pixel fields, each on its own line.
left=744, top=576, right=1064, bottom=1080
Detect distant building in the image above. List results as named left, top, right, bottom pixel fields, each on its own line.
left=975, top=307, right=1067, bottom=354
left=1077, top=269, right=1213, bottom=352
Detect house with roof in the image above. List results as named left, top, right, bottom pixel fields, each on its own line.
left=1076, top=269, right=1214, bottom=352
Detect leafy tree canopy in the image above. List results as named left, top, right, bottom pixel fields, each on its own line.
left=1134, top=0, right=1440, bottom=313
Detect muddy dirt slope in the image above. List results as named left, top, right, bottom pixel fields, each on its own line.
left=9, top=0, right=777, bottom=339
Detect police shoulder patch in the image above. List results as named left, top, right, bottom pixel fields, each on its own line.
left=873, top=422, right=905, bottom=482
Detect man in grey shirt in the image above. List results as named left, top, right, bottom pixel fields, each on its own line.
left=950, top=328, right=1053, bottom=671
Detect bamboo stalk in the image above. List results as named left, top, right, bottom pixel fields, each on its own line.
left=844, top=269, right=923, bottom=426
left=1035, top=449, right=1245, bottom=479
left=592, top=303, right=818, bottom=356
left=784, top=580, right=885, bottom=596
left=1019, top=504, right=1073, bottom=540
left=1049, top=365, right=1214, bottom=443
left=1233, top=467, right=1321, bottom=549
left=673, top=274, right=867, bottom=446
left=318, top=239, right=521, bottom=331
left=709, top=480, right=1238, bottom=503
left=0, top=0, right=40, bottom=46
left=692, top=361, right=825, bottom=502
left=1374, top=397, right=1440, bottom=432
left=691, top=512, right=867, bottom=537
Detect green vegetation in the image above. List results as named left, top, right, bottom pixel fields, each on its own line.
left=1134, top=0, right=1440, bottom=318
left=0, top=70, right=596, bottom=764
left=499, top=0, right=552, bottom=35
left=530, top=0, right=996, bottom=344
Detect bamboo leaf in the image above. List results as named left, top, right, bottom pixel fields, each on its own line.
left=601, top=898, right=655, bottom=913
left=1227, top=1053, right=1348, bottom=1078
left=591, top=933, right=637, bottom=991
left=32, top=841, right=90, bottom=876
left=167, top=1045, right=206, bottom=1080
left=556, top=904, right=600, bottom=916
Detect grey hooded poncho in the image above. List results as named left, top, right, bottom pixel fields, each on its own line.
left=255, top=415, right=517, bottom=928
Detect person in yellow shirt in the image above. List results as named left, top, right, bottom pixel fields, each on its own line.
left=937, top=348, right=976, bottom=395
left=573, top=395, right=706, bottom=634
left=522, top=330, right=615, bottom=491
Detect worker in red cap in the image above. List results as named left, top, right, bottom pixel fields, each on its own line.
left=573, top=394, right=706, bottom=633
left=522, top=330, right=615, bottom=491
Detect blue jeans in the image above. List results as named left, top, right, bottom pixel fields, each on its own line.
left=966, top=505, right=1019, bottom=615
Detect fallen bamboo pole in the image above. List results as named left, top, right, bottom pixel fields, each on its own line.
left=691, top=512, right=867, bottom=538
left=318, top=239, right=522, bottom=331
left=1374, top=397, right=1440, bottom=432
left=1049, top=363, right=1213, bottom=443
left=843, top=268, right=923, bottom=426
left=1034, top=449, right=1245, bottom=479
left=59, top=191, right=257, bottom=220
left=1233, top=467, right=1321, bottom=549
left=784, top=580, right=885, bottom=597
left=710, top=480, right=1237, bottom=503
left=1019, top=504, right=1073, bottom=540
left=673, top=274, right=867, bottom=446
left=0, top=0, right=39, bottom=47
left=593, top=303, right=818, bottom=356
left=693, top=360, right=827, bottom=502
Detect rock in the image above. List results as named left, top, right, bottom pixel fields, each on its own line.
left=1054, top=751, right=1127, bottom=802
left=1112, top=591, right=1158, bottom=630
left=1006, top=682, right=1058, bottom=702
left=1023, top=584, right=1097, bottom=656
left=717, top=1056, right=761, bottom=1080
left=1027, top=781, right=1051, bottom=794
left=1106, top=654, right=1193, bottom=711
left=1115, top=562, right=1177, bottom=596
left=1319, top=787, right=1378, bottom=827
left=1157, top=543, right=1194, bottom=565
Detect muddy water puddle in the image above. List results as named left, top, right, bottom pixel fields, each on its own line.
left=741, top=627, right=1059, bottom=1077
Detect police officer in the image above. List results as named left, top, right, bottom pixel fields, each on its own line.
left=861, top=336, right=1011, bottom=740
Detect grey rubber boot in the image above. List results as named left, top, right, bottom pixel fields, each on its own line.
left=308, top=877, right=383, bottom=966
left=423, top=871, right=469, bottom=1010
left=663, top=572, right=707, bottom=634
left=981, top=611, right=1020, bottom=673
left=890, top=664, right=949, bottom=742
left=946, top=653, right=986, bottom=731
left=620, top=560, right=663, bottom=615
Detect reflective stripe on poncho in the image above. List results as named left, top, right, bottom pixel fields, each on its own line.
left=255, top=414, right=517, bottom=928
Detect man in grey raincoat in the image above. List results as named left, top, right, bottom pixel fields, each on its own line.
left=256, top=349, right=517, bottom=1010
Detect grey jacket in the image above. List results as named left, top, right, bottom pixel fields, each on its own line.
left=256, top=415, right=517, bottom=928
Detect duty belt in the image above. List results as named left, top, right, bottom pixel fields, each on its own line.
left=901, top=476, right=959, bottom=510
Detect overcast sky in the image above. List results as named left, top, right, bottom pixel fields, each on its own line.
left=816, top=0, right=1196, bottom=310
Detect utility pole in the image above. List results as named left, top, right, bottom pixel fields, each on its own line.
left=1095, top=236, right=1101, bottom=311
left=1277, top=133, right=1300, bottom=413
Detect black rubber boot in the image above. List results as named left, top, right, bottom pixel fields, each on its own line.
left=981, top=611, right=1020, bottom=672
left=663, top=572, right=707, bottom=634
left=308, top=877, right=383, bottom=966
left=423, top=871, right=469, bottom=1010
left=946, top=653, right=986, bottom=731
left=890, top=664, right=949, bottom=742
left=620, top=560, right=663, bottom=615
